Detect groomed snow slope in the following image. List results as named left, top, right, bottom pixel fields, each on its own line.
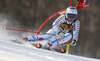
left=0, top=40, right=100, bottom=61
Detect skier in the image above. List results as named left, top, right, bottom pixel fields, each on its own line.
left=23, top=7, right=80, bottom=50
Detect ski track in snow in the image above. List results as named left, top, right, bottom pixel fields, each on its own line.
left=0, top=40, right=100, bottom=61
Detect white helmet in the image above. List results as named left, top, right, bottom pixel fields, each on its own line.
left=66, top=7, right=77, bottom=18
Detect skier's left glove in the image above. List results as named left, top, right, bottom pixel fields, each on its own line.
left=58, top=32, right=65, bottom=38
left=70, top=39, right=77, bottom=46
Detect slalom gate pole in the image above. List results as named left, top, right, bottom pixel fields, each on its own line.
left=36, top=9, right=66, bottom=35
left=70, top=0, right=73, bottom=6
left=75, top=0, right=89, bottom=9
left=66, top=40, right=70, bottom=53
left=65, top=0, right=73, bottom=54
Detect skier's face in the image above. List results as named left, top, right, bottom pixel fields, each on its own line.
left=68, top=17, right=75, bottom=22
left=67, top=13, right=77, bottom=22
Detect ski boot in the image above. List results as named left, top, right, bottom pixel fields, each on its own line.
left=60, top=48, right=66, bottom=53
left=36, top=43, right=42, bottom=48
left=23, top=37, right=28, bottom=41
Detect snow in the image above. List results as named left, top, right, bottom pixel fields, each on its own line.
left=0, top=40, right=100, bottom=61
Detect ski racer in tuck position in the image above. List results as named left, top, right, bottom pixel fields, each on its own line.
left=23, top=7, right=80, bottom=50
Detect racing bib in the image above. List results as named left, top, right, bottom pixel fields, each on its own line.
left=60, top=22, right=74, bottom=31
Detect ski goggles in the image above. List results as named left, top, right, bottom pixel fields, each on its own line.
left=67, top=14, right=77, bottom=18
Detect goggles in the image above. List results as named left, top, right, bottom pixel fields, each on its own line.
left=67, top=14, right=77, bottom=18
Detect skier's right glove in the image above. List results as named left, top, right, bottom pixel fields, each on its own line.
left=70, top=39, right=77, bottom=46
left=58, top=31, right=65, bottom=38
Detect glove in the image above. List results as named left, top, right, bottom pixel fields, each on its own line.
left=23, top=37, right=28, bottom=41
left=58, top=32, right=65, bottom=38
left=70, top=39, right=77, bottom=46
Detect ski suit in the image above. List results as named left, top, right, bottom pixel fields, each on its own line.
left=26, top=14, right=80, bottom=48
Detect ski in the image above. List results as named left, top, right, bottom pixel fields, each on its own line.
left=31, top=42, right=66, bottom=53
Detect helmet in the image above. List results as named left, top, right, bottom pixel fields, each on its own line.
left=66, top=7, right=77, bottom=18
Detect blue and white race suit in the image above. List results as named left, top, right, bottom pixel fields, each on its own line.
left=26, top=14, right=80, bottom=47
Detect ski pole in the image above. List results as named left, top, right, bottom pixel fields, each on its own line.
left=3, top=28, right=38, bottom=33
left=39, top=32, right=60, bottom=36
left=66, top=40, right=70, bottom=53
left=3, top=27, right=60, bottom=36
